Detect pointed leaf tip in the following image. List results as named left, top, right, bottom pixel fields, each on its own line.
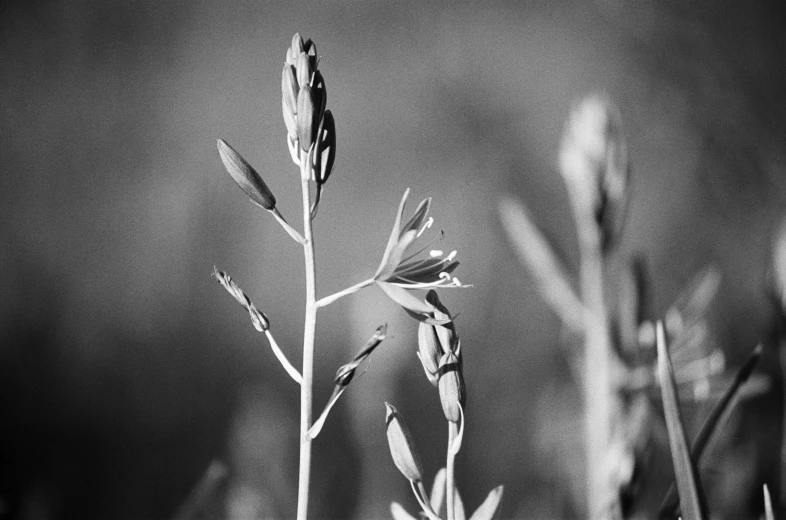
left=469, top=486, right=504, bottom=520
left=657, top=321, right=708, bottom=520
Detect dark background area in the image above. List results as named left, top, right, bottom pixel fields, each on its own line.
left=1, top=1, right=786, bottom=518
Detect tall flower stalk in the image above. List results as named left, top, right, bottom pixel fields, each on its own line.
left=213, top=34, right=469, bottom=520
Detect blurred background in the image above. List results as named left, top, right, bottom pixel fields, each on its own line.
left=1, top=1, right=786, bottom=518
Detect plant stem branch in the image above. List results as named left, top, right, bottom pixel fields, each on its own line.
left=296, top=148, right=318, bottom=520
left=446, top=420, right=458, bottom=520
left=316, top=278, right=375, bottom=308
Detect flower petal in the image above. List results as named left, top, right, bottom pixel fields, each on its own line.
left=377, top=281, right=435, bottom=315
left=374, top=189, right=410, bottom=279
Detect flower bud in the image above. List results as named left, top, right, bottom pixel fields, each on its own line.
left=385, top=403, right=423, bottom=482
left=438, top=352, right=465, bottom=423
left=281, top=65, right=299, bottom=139
left=217, top=139, right=276, bottom=210
left=313, top=110, right=335, bottom=185
left=417, top=322, right=441, bottom=386
left=311, top=70, right=327, bottom=121
left=304, top=38, right=318, bottom=72
left=296, top=51, right=313, bottom=89
left=290, top=33, right=304, bottom=63
left=297, top=85, right=317, bottom=151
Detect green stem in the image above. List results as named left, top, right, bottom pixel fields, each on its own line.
left=296, top=148, right=318, bottom=520
left=446, top=420, right=458, bottom=520
left=316, top=278, right=375, bottom=308
left=570, top=191, right=619, bottom=520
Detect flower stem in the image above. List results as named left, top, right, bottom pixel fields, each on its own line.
left=566, top=184, right=619, bottom=520
left=316, top=278, right=375, bottom=308
left=446, top=420, right=458, bottom=520
left=296, top=148, right=318, bottom=520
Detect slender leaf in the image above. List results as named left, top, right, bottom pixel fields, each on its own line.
left=657, top=321, right=708, bottom=520
left=498, top=196, right=585, bottom=333
left=659, top=344, right=762, bottom=518
left=764, top=483, right=775, bottom=520
left=469, top=486, right=504, bottom=520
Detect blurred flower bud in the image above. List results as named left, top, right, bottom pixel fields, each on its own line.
left=438, top=352, right=465, bottom=423
left=385, top=403, right=424, bottom=482
left=281, top=65, right=299, bottom=139
left=418, top=322, right=441, bottom=386
left=296, top=51, right=313, bottom=89
left=313, top=110, right=336, bottom=184
left=297, top=84, right=317, bottom=151
left=559, top=95, right=629, bottom=248
left=217, top=139, right=276, bottom=210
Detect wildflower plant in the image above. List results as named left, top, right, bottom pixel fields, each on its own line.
left=211, top=34, right=487, bottom=520
left=499, top=95, right=768, bottom=519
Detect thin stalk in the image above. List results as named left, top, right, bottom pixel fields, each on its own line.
left=296, top=148, right=318, bottom=520
left=316, top=278, right=375, bottom=307
left=567, top=186, right=619, bottom=520
left=446, top=421, right=458, bottom=520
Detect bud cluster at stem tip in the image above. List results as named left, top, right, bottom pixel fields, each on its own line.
left=282, top=33, right=336, bottom=185
left=416, top=290, right=466, bottom=422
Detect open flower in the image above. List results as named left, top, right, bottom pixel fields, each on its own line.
left=373, top=189, right=463, bottom=317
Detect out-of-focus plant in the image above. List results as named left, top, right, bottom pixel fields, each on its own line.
left=211, top=34, right=482, bottom=520
left=499, top=95, right=770, bottom=519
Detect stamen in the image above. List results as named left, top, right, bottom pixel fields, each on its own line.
left=430, top=250, right=444, bottom=257
left=454, top=278, right=462, bottom=287
left=445, top=250, right=457, bottom=262
left=416, top=216, right=434, bottom=238
left=439, top=272, right=451, bottom=280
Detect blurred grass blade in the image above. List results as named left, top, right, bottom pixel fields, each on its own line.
left=764, top=484, right=775, bottom=520
left=498, top=196, right=585, bottom=333
left=656, top=321, right=708, bottom=520
left=468, top=486, right=504, bottom=520
left=659, top=344, right=762, bottom=518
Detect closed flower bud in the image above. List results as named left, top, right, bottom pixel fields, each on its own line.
left=290, top=33, right=304, bottom=63
left=311, top=70, right=327, bottom=121
left=304, top=38, right=318, bottom=72
left=385, top=403, right=423, bottom=482
left=297, top=84, right=317, bottom=151
left=417, top=322, right=441, bottom=386
left=281, top=65, right=299, bottom=139
left=438, top=352, right=465, bottom=422
left=296, top=51, right=313, bottom=89
left=313, top=110, right=336, bottom=185
left=217, top=139, right=276, bottom=210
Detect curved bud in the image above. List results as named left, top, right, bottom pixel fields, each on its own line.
left=217, top=139, right=276, bottom=210
left=314, top=110, right=336, bottom=184
left=438, top=352, right=465, bottom=423
left=297, top=85, right=317, bottom=151
left=418, top=322, right=441, bottom=386
left=385, top=403, right=423, bottom=482
left=282, top=97, right=298, bottom=141
left=296, top=51, right=313, bottom=89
